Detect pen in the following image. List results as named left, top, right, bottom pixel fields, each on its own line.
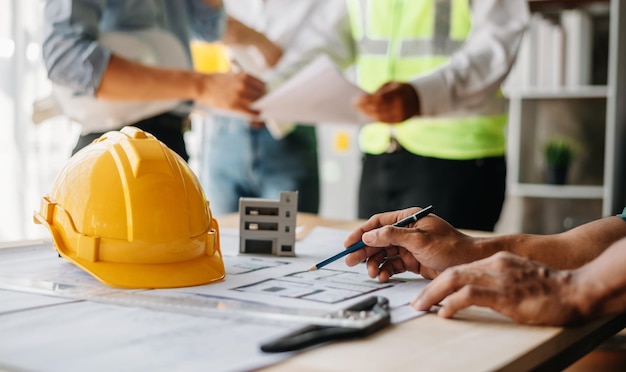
left=308, top=205, right=434, bottom=271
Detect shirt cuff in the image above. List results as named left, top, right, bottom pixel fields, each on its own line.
left=88, top=46, right=112, bottom=96
left=409, top=71, right=452, bottom=117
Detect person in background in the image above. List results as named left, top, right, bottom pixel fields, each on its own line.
left=200, top=0, right=353, bottom=215
left=343, top=206, right=626, bottom=325
left=345, top=0, right=530, bottom=231
left=42, top=0, right=265, bottom=162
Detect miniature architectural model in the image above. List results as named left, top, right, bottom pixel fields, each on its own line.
left=238, top=191, right=298, bottom=256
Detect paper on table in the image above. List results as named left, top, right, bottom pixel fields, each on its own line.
left=0, top=289, right=77, bottom=314
left=167, top=226, right=429, bottom=316
left=0, top=229, right=428, bottom=371
left=0, top=296, right=292, bottom=372
left=0, top=230, right=427, bottom=318
left=251, top=54, right=370, bottom=137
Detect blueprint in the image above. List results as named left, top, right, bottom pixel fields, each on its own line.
left=0, top=226, right=429, bottom=371
left=168, top=227, right=426, bottom=313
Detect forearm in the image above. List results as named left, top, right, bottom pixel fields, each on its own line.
left=574, top=237, right=626, bottom=320
left=475, top=217, right=626, bottom=269
left=96, top=54, right=203, bottom=101
left=255, top=35, right=283, bottom=68
left=224, top=17, right=283, bottom=68
left=263, top=1, right=354, bottom=89
left=97, top=53, right=265, bottom=115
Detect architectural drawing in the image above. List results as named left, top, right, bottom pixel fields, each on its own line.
left=233, top=269, right=394, bottom=304
left=222, top=255, right=290, bottom=275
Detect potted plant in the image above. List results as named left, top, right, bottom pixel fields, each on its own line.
left=544, top=138, right=574, bottom=185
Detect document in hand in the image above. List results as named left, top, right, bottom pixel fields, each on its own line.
left=252, top=55, right=370, bottom=134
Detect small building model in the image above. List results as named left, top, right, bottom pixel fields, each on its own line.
left=238, top=191, right=297, bottom=256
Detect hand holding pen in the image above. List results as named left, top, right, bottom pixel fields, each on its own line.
left=341, top=206, right=481, bottom=282
left=310, top=206, right=434, bottom=272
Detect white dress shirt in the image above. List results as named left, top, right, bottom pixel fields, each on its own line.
left=224, top=0, right=353, bottom=90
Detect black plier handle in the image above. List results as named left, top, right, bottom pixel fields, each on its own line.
left=260, top=296, right=391, bottom=353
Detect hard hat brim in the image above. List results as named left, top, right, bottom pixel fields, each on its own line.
left=62, top=249, right=226, bottom=289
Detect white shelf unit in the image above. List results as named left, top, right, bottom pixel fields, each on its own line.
left=506, top=86, right=608, bottom=100
left=503, top=0, right=625, bottom=234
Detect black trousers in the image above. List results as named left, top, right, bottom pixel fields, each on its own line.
left=72, top=113, right=189, bottom=161
left=358, top=148, right=506, bottom=231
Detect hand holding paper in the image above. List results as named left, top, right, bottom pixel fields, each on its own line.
left=251, top=55, right=370, bottom=137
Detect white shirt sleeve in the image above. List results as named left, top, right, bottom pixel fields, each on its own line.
left=410, top=0, right=530, bottom=117
left=262, top=0, right=355, bottom=90
left=222, top=0, right=355, bottom=137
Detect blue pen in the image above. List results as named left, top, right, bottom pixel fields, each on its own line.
left=308, top=205, right=434, bottom=271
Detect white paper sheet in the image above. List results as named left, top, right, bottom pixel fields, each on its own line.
left=0, top=297, right=293, bottom=372
left=251, top=55, right=370, bottom=133
left=0, top=226, right=429, bottom=371
left=0, top=289, right=77, bottom=315
left=0, top=229, right=428, bottom=316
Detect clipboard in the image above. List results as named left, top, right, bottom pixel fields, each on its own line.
left=260, top=296, right=391, bottom=352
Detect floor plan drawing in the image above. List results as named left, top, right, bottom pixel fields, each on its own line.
left=232, top=269, right=395, bottom=304
left=222, top=255, right=290, bottom=275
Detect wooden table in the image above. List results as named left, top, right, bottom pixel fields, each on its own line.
left=217, top=213, right=626, bottom=371
left=4, top=214, right=622, bottom=371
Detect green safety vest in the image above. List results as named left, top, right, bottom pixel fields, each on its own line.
left=348, top=0, right=508, bottom=158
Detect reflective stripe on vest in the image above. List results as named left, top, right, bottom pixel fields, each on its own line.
left=349, top=0, right=507, bottom=159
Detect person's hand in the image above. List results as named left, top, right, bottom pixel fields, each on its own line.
left=354, top=82, right=420, bottom=123
left=412, top=252, right=582, bottom=326
left=198, top=72, right=266, bottom=116
left=344, top=207, right=478, bottom=281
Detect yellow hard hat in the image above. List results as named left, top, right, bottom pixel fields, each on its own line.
left=34, top=126, right=225, bottom=289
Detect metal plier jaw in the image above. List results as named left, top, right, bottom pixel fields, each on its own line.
left=260, top=296, right=391, bottom=352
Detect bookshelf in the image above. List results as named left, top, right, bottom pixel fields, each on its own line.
left=501, top=0, right=625, bottom=234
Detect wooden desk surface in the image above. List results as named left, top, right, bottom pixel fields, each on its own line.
left=217, top=213, right=626, bottom=371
